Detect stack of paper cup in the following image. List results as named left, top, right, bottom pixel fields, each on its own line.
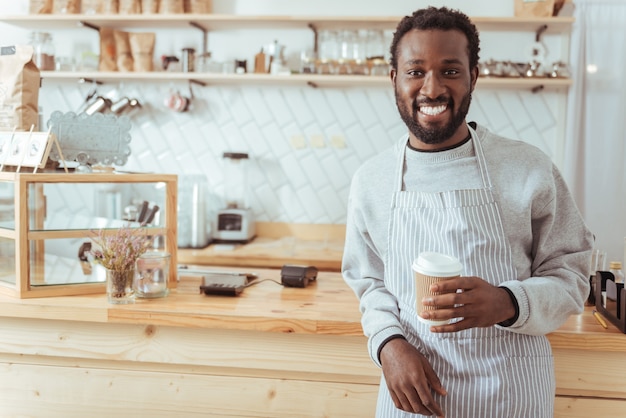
left=412, top=252, right=463, bottom=326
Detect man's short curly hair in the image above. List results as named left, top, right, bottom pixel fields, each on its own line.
left=389, top=6, right=480, bottom=71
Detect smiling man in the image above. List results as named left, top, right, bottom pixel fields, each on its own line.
left=393, top=27, right=475, bottom=149
left=341, top=7, right=593, bottom=418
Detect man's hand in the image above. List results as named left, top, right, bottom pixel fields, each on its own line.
left=420, top=276, right=516, bottom=332
left=380, top=337, right=447, bottom=417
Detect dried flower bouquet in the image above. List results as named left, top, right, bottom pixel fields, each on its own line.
left=90, top=224, right=152, bottom=301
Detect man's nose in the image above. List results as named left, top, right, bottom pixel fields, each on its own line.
left=420, top=72, right=446, bottom=98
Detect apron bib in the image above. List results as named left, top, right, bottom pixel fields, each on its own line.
left=376, top=127, right=554, bottom=418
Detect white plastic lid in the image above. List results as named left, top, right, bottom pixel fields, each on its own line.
left=412, top=252, right=462, bottom=277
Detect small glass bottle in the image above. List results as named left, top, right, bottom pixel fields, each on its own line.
left=609, top=261, right=624, bottom=284
left=30, top=32, right=56, bottom=71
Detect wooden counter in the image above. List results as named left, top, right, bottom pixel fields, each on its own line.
left=177, top=222, right=345, bottom=271
left=0, top=268, right=625, bottom=417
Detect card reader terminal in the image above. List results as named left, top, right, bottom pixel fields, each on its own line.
left=280, top=265, right=318, bottom=288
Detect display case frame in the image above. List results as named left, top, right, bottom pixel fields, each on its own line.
left=0, top=172, right=178, bottom=298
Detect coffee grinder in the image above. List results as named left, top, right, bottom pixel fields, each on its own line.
left=214, top=152, right=256, bottom=243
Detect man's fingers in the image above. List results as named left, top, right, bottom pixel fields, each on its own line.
left=413, top=386, right=444, bottom=416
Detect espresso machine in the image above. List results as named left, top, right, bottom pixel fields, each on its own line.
left=213, top=152, right=256, bottom=243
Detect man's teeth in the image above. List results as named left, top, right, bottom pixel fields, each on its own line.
left=420, top=105, right=447, bottom=116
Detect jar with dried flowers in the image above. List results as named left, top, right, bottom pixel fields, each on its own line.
left=90, top=224, right=152, bottom=304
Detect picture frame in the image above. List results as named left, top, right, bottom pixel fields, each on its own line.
left=0, top=129, right=65, bottom=172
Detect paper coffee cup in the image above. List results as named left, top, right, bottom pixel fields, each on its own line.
left=412, top=252, right=462, bottom=326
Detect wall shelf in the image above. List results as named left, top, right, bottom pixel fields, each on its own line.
left=4, top=14, right=573, bottom=92
left=40, top=70, right=572, bottom=90
left=1, top=14, right=575, bottom=32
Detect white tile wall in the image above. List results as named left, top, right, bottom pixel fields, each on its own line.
left=39, top=81, right=563, bottom=225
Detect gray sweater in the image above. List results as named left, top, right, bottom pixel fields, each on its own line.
left=342, top=123, right=594, bottom=366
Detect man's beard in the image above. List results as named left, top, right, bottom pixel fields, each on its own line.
left=395, top=90, right=472, bottom=145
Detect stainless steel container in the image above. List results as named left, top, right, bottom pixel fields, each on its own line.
left=190, top=179, right=207, bottom=247
left=178, top=174, right=210, bottom=248
left=110, top=97, right=141, bottom=115
left=84, top=96, right=112, bottom=115
left=94, top=186, right=122, bottom=220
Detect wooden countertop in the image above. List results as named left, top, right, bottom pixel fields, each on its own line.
left=177, top=222, right=345, bottom=271
left=545, top=306, right=626, bottom=352
left=1, top=267, right=624, bottom=351
left=177, top=236, right=345, bottom=272
left=0, top=267, right=363, bottom=336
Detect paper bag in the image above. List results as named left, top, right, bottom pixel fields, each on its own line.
left=0, top=45, right=40, bottom=131
left=514, top=0, right=556, bottom=18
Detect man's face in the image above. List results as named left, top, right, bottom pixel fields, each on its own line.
left=391, top=29, right=478, bottom=150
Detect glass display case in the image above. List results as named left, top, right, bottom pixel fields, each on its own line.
left=0, top=172, right=177, bottom=298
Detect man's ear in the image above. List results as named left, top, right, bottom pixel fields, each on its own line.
left=470, top=65, right=479, bottom=92
left=390, top=68, right=397, bottom=87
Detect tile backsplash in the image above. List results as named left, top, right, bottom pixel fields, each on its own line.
left=40, top=81, right=562, bottom=225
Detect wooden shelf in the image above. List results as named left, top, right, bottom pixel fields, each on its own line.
left=41, top=70, right=572, bottom=90
left=477, top=76, right=572, bottom=90
left=1, top=14, right=575, bottom=32
left=6, top=14, right=573, bottom=91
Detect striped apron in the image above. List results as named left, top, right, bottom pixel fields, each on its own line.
left=376, top=128, right=555, bottom=417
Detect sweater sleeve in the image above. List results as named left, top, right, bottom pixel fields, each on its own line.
left=341, top=177, right=405, bottom=368
left=497, top=165, right=593, bottom=335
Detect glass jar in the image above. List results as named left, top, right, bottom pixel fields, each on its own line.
left=197, top=52, right=222, bottom=73
left=317, top=30, right=339, bottom=75
left=30, top=32, right=55, bottom=71
left=133, top=251, right=171, bottom=299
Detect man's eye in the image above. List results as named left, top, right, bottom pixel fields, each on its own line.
left=444, top=69, right=460, bottom=76
left=407, top=70, right=424, bottom=77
